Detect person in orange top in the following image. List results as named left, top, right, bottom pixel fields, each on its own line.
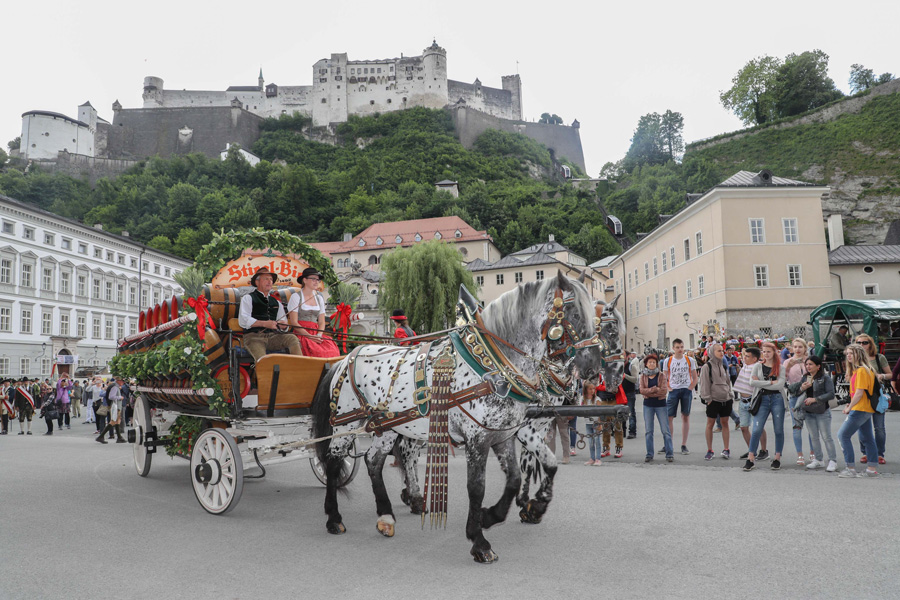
left=836, top=343, right=879, bottom=478
left=391, top=310, right=416, bottom=345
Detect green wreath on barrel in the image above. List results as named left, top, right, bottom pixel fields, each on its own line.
left=111, top=228, right=338, bottom=457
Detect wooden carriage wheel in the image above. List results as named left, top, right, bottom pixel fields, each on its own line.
left=132, top=395, right=153, bottom=477
left=309, top=440, right=360, bottom=488
left=190, top=428, right=244, bottom=515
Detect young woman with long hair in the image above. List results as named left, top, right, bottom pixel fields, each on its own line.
left=854, top=333, right=890, bottom=465
left=792, top=355, right=837, bottom=471
left=743, top=342, right=787, bottom=471
left=836, top=344, right=880, bottom=477
left=783, top=338, right=810, bottom=465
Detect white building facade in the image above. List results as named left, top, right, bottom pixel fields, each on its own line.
left=20, top=102, right=102, bottom=161
left=0, top=194, right=192, bottom=379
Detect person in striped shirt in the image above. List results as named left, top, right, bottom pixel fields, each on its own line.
left=733, top=347, right=768, bottom=461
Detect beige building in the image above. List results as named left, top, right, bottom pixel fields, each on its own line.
left=615, top=170, right=833, bottom=350
left=467, top=237, right=609, bottom=305
left=828, top=215, right=900, bottom=301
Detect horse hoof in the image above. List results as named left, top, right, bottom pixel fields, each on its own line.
left=376, top=515, right=395, bottom=538
left=327, top=522, right=346, bottom=535
left=471, top=548, right=499, bottom=564
left=400, top=488, right=411, bottom=506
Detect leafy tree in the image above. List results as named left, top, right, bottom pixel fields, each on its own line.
left=379, top=241, right=477, bottom=333
left=219, top=197, right=260, bottom=230
left=659, top=110, right=685, bottom=161
left=148, top=235, right=174, bottom=253
left=876, top=72, right=894, bottom=85
left=563, top=224, right=621, bottom=263
left=771, top=50, right=843, bottom=117
left=849, top=63, right=876, bottom=94
left=720, top=55, right=781, bottom=125
left=327, top=282, right=362, bottom=309
left=623, top=111, right=684, bottom=171
left=539, top=113, right=564, bottom=125
left=173, top=266, right=207, bottom=298
left=7, top=137, right=20, bottom=151
left=0, top=149, right=7, bottom=169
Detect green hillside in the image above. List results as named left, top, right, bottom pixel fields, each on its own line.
left=0, top=108, right=619, bottom=262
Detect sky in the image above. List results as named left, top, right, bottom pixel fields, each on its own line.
left=1, top=0, right=897, bottom=177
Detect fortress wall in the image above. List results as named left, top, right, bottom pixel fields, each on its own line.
left=448, top=81, right=517, bottom=120
left=32, top=152, right=139, bottom=185
left=450, top=106, right=585, bottom=172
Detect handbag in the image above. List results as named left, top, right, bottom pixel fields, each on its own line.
left=96, top=404, right=109, bottom=417
left=44, top=406, right=59, bottom=420
left=748, top=389, right=762, bottom=416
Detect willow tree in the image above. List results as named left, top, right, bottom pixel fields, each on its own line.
left=379, top=240, right=478, bottom=334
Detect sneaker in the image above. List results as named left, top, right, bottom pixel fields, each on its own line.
left=864, top=469, right=879, bottom=478
left=26, top=431, right=32, bottom=435
left=569, top=449, right=576, bottom=456
left=771, top=459, right=781, bottom=470
left=743, top=460, right=755, bottom=471
left=806, top=460, right=822, bottom=470
left=18, top=431, right=24, bottom=435
left=681, top=445, right=690, bottom=455
left=666, top=456, right=674, bottom=462
left=601, top=448, right=611, bottom=458
left=713, top=427, right=722, bottom=433
left=704, top=450, right=714, bottom=460
left=838, top=467, right=860, bottom=478
left=757, top=450, right=770, bottom=461
left=740, top=452, right=749, bottom=460
left=860, top=456, right=868, bottom=464
left=644, top=455, right=653, bottom=463
left=657, top=447, right=666, bottom=454
left=721, top=449, right=731, bottom=460
left=614, top=446, right=623, bottom=458
left=584, top=460, right=597, bottom=466
left=67, top=425, right=71, bottom=429
left=879, top=457, right=886, bottom=465
left=796, top=456, right=805, bottom=466
left=626, top=433, right=636, bottom=439
left=826, top=460, right=838, bottom=472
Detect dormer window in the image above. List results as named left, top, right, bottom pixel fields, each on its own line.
left=414, top=233, right=422, bottom=242
left=358, top=239, right=365, bottom=247
left=395, top=235, right=402, bottom=243
left=454, top=230, right=462, bottom=238
left=434, top=232, right=442, bottom=240
left=376, top=237, right=383, bottom=246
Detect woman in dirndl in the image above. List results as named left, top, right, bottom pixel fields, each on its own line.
left=287, top=267, right=340, bottom=358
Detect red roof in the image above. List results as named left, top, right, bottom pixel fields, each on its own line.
left=311, top=216, right=492, bottom=255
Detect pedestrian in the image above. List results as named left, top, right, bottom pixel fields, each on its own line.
left=743, top=342, right=786, bottom=471
left=836, top=344, right=880, bottom=478
left=783, top=338, right=810, bottom=465
left=662, top=339, right=697, bottom=456
left=621, top=351, right=640, bottom=439
left=639, top=354, right=672, bottom=462
left=732, top=347, right=769, bottom=461
left=582, top=381, right=602, bottom=466
left=13, top=377, right=36, bottom=435
left=790, top=355, right=837, bottom=471
left=92, top=377, right=107, bottom=435
left=83, top=378, right=96, bottom=425
left=854, top=333, right=890, bottom=465
left=95, top=377, right=125, bottom=444
left=55, top=373, right=73, bottom=430
left=699, top=343, right=734, bottom=460
left=1, top=379, right=13, bottom=434
left=40, top=388, right=60, bottom=435
left=70, top=379, right=82, bottom=420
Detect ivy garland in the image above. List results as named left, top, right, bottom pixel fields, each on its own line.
left=111, top=228, right=339, bottom=458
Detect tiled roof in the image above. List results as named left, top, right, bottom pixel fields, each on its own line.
left=589, top=255, right=618, bottom=268
left=510, top=241, right=569, bottom=256
left=311, top=216, right=491, bottom=254
left=716, top=170, right=815, bottom=187
left=225, top=85, right=261, bottom=92
left=309, top=241, right=345, bottom=257
left=467, top=251, right=596, bottom=280
left=829, top=245, right=900, bottom=265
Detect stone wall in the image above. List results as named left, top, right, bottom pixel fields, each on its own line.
left=449, top=105, right=585, bottom=172
left=30, top=152, right=139, bottom=185
left=721, top=307, right=814, bottom=339
left=448, top=80, right=518, bottom=120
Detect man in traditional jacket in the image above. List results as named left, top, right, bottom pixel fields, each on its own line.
left=238, top=266, right=302, bottom=362
left=14, top=377, right=36, bottom=435
left=1, top=378, right=14, bottom=434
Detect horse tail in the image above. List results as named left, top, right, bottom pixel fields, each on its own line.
left=312, top=365, right=339, bottom=465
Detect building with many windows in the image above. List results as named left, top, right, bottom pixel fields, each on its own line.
left=0, top=194, right=191, bottom=379
left=615, top=170, right=833, bottom=350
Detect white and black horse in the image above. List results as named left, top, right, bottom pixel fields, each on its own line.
left=312, top=272, right=603, bottom=563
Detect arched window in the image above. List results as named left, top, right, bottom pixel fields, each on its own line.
left=368, top=255, right=378, bottom=265
left=459, top=247, right=468, bottom=257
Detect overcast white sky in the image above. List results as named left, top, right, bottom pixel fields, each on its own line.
left=2, top=0, right=897, bottom=176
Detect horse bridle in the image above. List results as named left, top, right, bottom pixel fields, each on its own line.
left=541, top=289, right=608, bottom=361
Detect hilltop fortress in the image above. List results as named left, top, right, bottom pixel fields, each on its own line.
left=18, top=41, right=585, bottom=175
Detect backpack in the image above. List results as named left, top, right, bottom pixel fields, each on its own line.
left=869, top=375, right=889, bottom=414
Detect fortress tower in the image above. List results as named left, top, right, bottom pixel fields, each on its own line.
left=142, top=76, right=164, bottom=107
left=501, top=74, right=523, bottom=121
left=421, top=40, right=449, bottom=108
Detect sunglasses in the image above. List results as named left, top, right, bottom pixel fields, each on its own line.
left=856, top=340, right=870, bottom=345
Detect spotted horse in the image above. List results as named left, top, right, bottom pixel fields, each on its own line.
left=312, top=272, right=605, bottom=563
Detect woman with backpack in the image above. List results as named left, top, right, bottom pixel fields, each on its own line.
left=789, top=355, right=837, bottom=472
left=743, top=342, right=787, bottom=472
left=854, top=333, right=891, bottom=465
left=837, top=343, right=880, bottom=478
left=699, top=343, right=734, bottom=460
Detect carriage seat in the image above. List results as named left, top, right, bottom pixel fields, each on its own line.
left=253, top=354, right=343, bottom=417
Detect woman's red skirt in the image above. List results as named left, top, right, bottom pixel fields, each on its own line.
left=297, top=320, right=340, bottom=357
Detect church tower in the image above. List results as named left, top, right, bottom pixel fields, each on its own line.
left=258, top=68, right=264, bottom=89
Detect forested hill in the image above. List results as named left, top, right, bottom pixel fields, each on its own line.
left=601, top=90, right=900, bottom=245
left=0, top=108, right=620, bottom=262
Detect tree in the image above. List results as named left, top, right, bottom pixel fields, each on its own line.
left=659, top=110, right=685, bottom=162
left=622, top=111, right=683, bottom=171
left=720, top=55, right=781, bottom=125
left=876, top=72, right=894, bottom=85
left=771, top=50, right=843, bottom=117
left=0, top=149, right=7, bottom=169
left=147, top=235, right=174, bottom=253
left=849, top=63, right=876, bottom=94
left=7, top=137, right=20, bottom=151
left=562, top=224, right=622, bottom=263
left=379, top=240, right=477, bottom=334
left=539, top=113, right=563, bottom=125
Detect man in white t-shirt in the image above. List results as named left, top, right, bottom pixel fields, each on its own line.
left=662, top=339, right=697, bottom=455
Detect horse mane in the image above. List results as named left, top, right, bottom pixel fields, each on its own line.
left=595, top=295, right=625, bottom=350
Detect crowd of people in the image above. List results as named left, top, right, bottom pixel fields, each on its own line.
left=567, top=332, right=897, bottom=477
left=1, top=373, right=132, bottom=444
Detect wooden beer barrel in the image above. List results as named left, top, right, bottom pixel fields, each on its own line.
left=271, top=287, right=302, bottom=312
left=170, top=295, right=182, bottom=321
left=145, top=307, right=156, bottom=331
left=138, top=311, right=146, bottom=332
left=203, top=329, right=228, bottom=373
left=202, top=284, right=246, bottom=328
left=159, top=299, right=170, bottom=326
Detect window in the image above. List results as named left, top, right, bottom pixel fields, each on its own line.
left=628, top=272, right=632, bottom=289
left=696, top=232, right=703, bottom=255
left=59, top=313, right=69, bottom=336
left=863, top=265, right=874, bottom=274
left=117, top=320, right=124, bottom=340
left=154, top=265, right=160, bottom=275
left=644, top=262, right=649, bottom=281
left=782, top=218, right=798, bottom=243
left=118, top=254, right=125, bottom=265
left=41, top=311, right=52, bottom=335
left=0, top=305, right=10, bottom=331
left=20, top=358, right=29, bottom=376
left=77, top=315, right=86, bottom=337
left=44, top=233, right=55, bottom=245
left=153, top=290, right=160, bottom=305
left=652, top=258, right=658, bottom=277
left=686, top=279, right=693, bottom=299
left=672, top=285, right=678, bottom=304
left=749, top=219, right=765, bottom=244
left=634, top=301, right=639, bottom=316
left=609, top=269, right=614, bottom=278
left=754, top=265, right=769, bottom=288
left=23, top=227, right=34, bottom=240
left=698, top=275, right=705, bottom=296
left=165, top=267, right=171, bottom=276
left=536, top=270, right=544, bottom=281
left=60, top=271, right=70, bottom=294
left=663, top=289, right=669, bottom=307
left=395, top=235, right=402, bottom=243
left=129, top=286, right=136, bottom=306
left=654, top=293, right=660, bottom=310
left=414, top=234, right=422, bottom=242
left=78, top=243, right=87, bottom=254
left=646, top=297, right=650, bottom=313
left=670, top=247, right=676, bottom=268
left=0, top=358, right=8, bottom=376
left=130, top=257, right=137, bottom=268
left=117, top=283, right=124, bottom=303
left=496, top=274, right=504, bottom=285
left=42, top=267, right=53, bottom=291
left=434, top=232, right=442, bottom=240
left=106, top=317, right=114, bottom=338
left=0, top=259, right=10, bottom=284
left=683, top=239, right=690, bottom=261
left=1, top=221, right=12, bottom=234
left=455, top=230, right=462, bottom=238
left=21, top=308, right=32, bottom=333
left=634, top=269, right=638, bottom=287
left=141, top=288, right=148, bottom=307
left=93, top=279, right=100, bottom=299
left=515, top=272, right=523, bottom=283
left=76, top=274, right=86, bottom=297
left=21, top=263, right=32, bottom=288
left=129, top=320, right=137, bottom=335
left=92, top=317, right=101, bottom=339
left=476, top=276, right=484, bottom=287
left=94, top=248, right=102, bottom=258
left=864, top=284, right=879, bottom=296
left=661, top=252, right=667, bottom=272
left=788, top=265, right=802, bottom=287
left=368, top=255, right=378, bottom=265
left=41, top=358, right=50, bottom=376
